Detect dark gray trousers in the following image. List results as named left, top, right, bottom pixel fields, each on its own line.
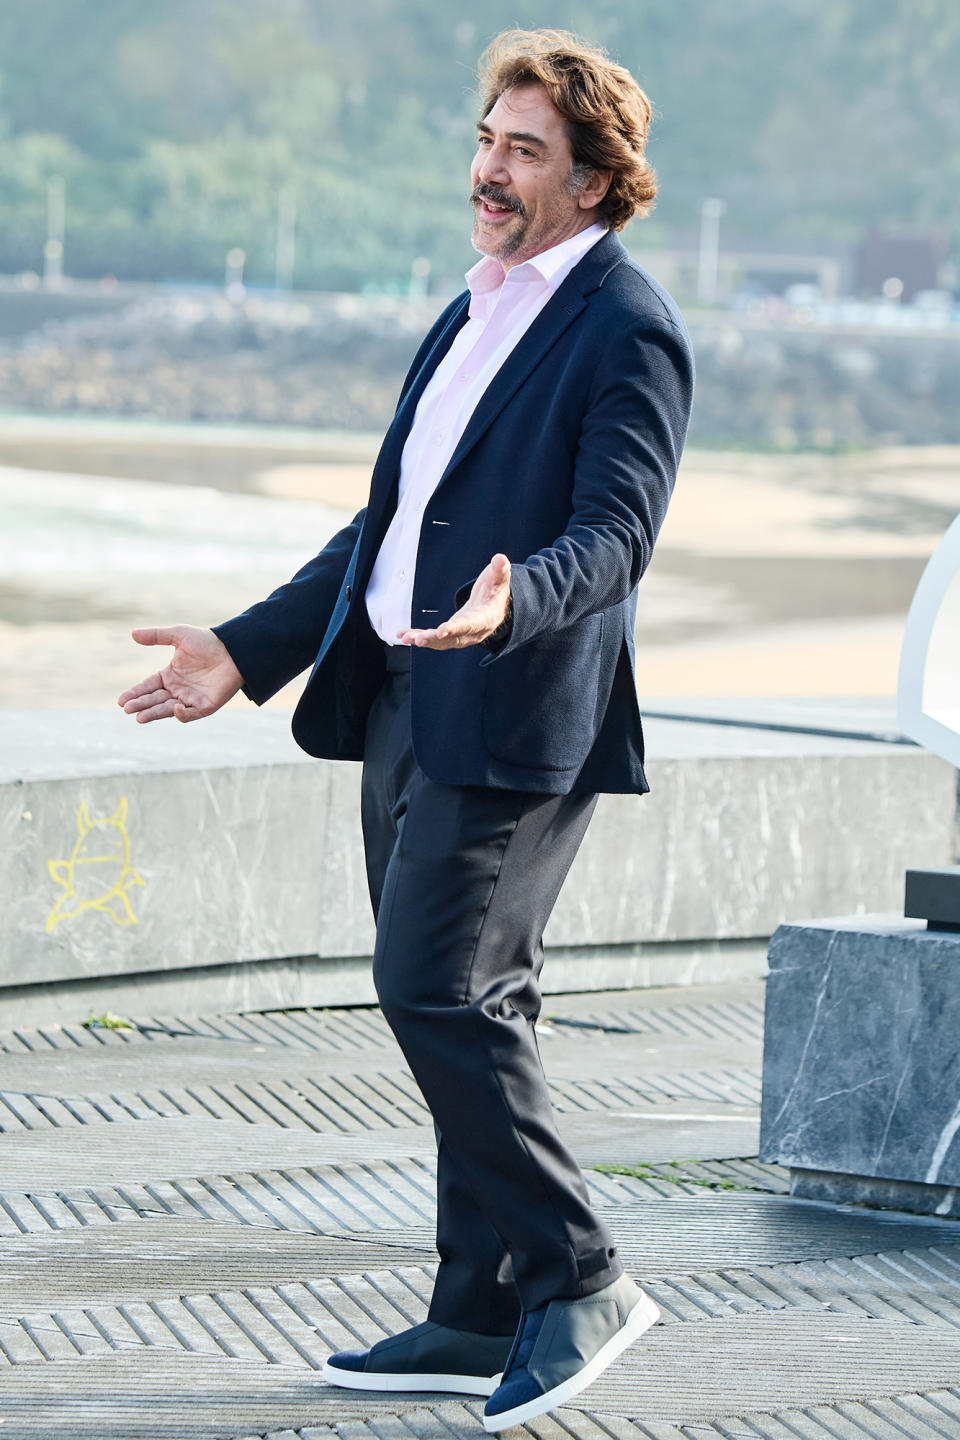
left=360, top=645, right=624, bottom=1335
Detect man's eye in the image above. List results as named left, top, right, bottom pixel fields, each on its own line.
left=477, top=135, right=491, bottom=146
left=515, top=147, right=533, bottom=158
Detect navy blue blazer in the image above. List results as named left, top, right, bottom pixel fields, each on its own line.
left=214, top=231, right=694, bottom=795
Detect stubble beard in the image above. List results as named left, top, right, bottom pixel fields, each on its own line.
left=470, top=182, right=528, bottom=262
left=471, top=208, right=529, bottom=262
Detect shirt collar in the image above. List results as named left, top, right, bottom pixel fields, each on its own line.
left=465, top=223, right=607, bottom=319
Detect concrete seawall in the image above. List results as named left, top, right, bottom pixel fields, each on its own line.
left=1, top=707, right=955, bottom=1026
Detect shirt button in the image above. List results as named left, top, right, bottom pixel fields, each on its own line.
left=399, top=570, right=406, bottom=581
left=434, top=433, right=444, bottom=445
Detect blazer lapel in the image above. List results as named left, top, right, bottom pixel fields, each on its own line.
left=355, top=293, right=470, bottom=579
left=369, top=293, right=470, bottom=508
left=435, top=231, right=628, bottom=486
left=439, top=292, right=586, bottom=483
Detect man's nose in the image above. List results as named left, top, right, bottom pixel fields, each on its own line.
left=477, top=143, right=510, bottom=184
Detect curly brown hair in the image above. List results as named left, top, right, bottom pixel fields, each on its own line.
left=477, top=29, right=657, bottom=232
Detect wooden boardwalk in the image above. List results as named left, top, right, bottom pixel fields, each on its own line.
left=2, top=980, right=960, bottom=1438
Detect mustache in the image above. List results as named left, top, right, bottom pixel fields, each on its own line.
left=470, top=182, right=526, bottom=217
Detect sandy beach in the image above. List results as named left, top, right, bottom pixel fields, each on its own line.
left=1, top=417, right=956, bottom=711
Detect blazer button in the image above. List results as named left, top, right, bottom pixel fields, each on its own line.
left=345, top=585, right=352, bottom=600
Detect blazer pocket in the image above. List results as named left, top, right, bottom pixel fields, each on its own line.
left=482, top=612, right=604, bottom=771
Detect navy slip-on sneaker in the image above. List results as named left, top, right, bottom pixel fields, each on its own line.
left=478, top=1303, right=549, bottom=1416
left=322, top=1319, right=513, bottom=1396
left=482, top=1275, right=660, bottom=1431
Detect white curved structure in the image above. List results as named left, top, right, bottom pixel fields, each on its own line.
left=898, top=512, right=960, bottom=767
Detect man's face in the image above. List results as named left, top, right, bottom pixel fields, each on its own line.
left=470, top=84, right=599, bottom=268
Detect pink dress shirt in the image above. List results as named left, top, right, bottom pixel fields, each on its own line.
left=365, top=223, right=607, bottom=643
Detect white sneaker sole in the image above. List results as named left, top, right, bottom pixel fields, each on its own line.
left=482, top=1291, right=661, bottom=1432
left=322, top=1360, right=503, bottom=1396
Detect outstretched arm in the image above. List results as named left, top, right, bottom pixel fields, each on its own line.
left=118, top=506, right=367, bottom=723
left=118, top=625, right=244, bottom=724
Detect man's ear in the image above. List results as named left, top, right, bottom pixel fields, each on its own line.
left=578, top=169, right=612, bottom=210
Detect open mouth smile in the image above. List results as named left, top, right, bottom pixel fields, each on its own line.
left=477, top=201, right=521, bottom=226
left=473, top=187, right=524, bottom=221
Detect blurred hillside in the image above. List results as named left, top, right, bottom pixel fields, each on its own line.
left=0, top=0, right=957, bottom=294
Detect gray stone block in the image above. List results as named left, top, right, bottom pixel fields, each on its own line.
left=759, top=916, right=960, bottom=1190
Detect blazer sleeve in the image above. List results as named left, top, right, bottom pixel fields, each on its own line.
left=212, top=508, right=365, bottom=705
left=484, top=314, right=694, bottom=660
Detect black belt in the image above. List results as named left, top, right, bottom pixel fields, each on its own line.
left=384, top=643, right=413, bottom=674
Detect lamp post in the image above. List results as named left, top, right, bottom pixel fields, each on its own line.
left=697, top=197, right=726, bottom=307
left=409, top=256, right=431, bottom=298
left=275, top=185, right=297, bottom=291
left=43, top=175, right=65, bottom=290
left=225, top=247, right=246, bottom=302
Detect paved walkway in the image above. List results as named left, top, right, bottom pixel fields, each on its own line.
left=1, top=980, right=960, bottom=1438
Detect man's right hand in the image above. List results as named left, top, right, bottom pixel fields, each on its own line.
left=118, top=626, right=244, bottom=724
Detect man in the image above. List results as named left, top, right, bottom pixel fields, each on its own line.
left=119, top=29, right=694, bottom=1430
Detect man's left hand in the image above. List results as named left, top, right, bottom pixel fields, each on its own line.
left=397, top=553, right=511, bottom=650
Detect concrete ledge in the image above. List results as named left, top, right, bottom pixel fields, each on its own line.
left=789, top=1167, right=960, bottom=1220
left=0, top=937, right=772, bottom=1030
left=2, top=709, right=956, bottom=1015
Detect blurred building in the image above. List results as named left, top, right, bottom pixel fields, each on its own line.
left=856, top=229, right=953, bottom=302
left=632, top=242, right=847, bottom=307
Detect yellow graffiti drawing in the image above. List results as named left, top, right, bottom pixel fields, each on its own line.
left=46, top=797, right=145, bottom=933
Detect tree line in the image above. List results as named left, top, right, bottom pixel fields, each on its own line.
left=0, top=0, right=956, bottom=293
